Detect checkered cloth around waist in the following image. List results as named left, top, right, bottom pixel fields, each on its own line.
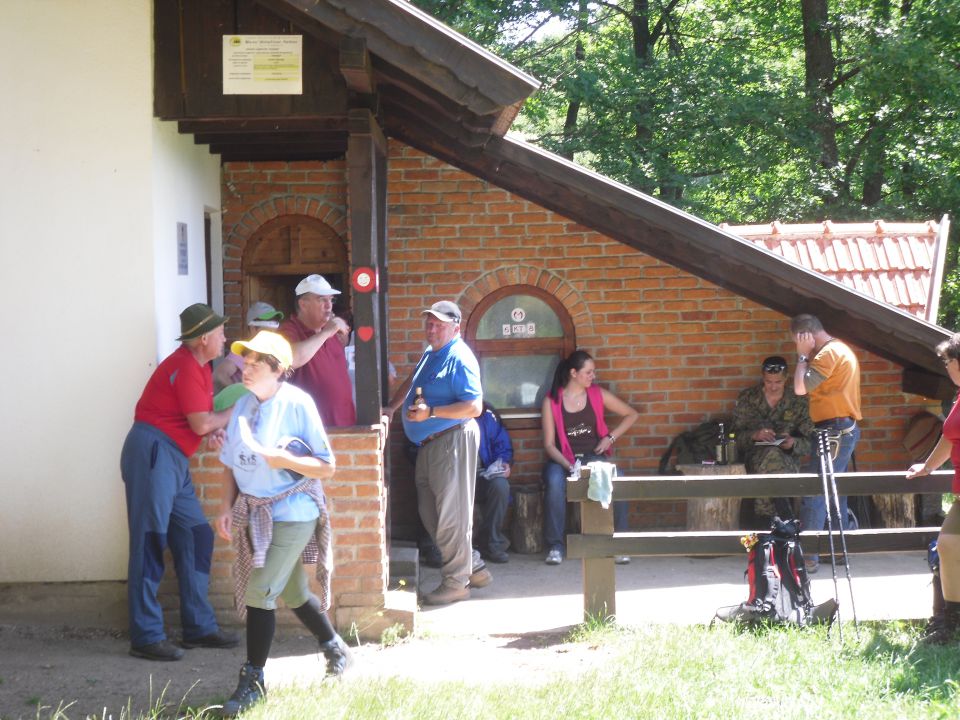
left=231, top=478, right=332, bottom=618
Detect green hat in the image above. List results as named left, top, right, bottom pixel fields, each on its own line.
left=213, top=383, right=250, bottom=412
left=177, top=303, right=227, bottom=341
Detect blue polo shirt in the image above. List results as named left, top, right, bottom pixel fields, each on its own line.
left=402, top=336, right=482, bottom=446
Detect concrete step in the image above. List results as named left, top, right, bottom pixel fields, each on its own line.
left=389, top=541, right=419, bottom=593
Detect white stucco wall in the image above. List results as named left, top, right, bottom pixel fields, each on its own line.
left=0, top=2, right=222, bottom=582
left=151, top=122, right=224, bottom=361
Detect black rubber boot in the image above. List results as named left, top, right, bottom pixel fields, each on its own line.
left=923, top=599, right=960, bottom=645
left=221, top=662, right=266, bottom=716
left=319, top=634, right=352, bottom=677
left=923, top=572, right=946, bottom=638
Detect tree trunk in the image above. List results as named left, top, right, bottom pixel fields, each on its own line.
left=560, top=2, right=589, bottom=161
left=800, top=0, right=840, bottom=181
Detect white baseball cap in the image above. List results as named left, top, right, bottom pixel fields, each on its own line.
left=245, top=301, right=284, bottom=328
left=295, top=274, right=341, bottom=297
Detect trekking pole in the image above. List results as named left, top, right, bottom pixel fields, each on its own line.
left=816, top=430, right=843, bottom=641
left=821, top=429, right=860, bottom=636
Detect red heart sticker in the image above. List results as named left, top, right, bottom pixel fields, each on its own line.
left=357, top=326, right=374, bottom=342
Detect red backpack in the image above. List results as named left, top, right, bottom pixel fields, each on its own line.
left=715, top=518, right=835, bottom=626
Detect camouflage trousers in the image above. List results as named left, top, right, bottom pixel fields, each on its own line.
left=745, top=446, right=801, bottom=521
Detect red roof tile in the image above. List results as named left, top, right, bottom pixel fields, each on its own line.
left=720, top=220, right=945, bottom=320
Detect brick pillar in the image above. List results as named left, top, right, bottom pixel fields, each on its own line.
left=161, top=422, right=391, bottom=639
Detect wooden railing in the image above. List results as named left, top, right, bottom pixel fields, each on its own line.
left=565, top=469, right=952, bottom=620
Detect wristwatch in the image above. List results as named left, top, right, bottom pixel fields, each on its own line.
left=606, top=432, right=615, bottom=443
left=798, top=355, right=809, bottom=364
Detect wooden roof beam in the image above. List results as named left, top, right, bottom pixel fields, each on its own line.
left=178, top=117, right=349, bottom=135
left=194, top=131, right=347, bottom=147
left=257, top=0, right=538, bottom=120
left=340, top=37, right=375, bottom=95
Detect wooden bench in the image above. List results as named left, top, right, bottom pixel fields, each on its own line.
left=565, top=469, right=952, bottom=619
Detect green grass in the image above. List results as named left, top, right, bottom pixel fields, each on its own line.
left=240, top=622, right=960, bottom=720
left=25, top=622, right=960, bottom=719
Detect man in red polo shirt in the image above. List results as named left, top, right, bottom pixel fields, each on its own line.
left=279, top=274, right=356, bottom=427
left=121, top=303, right=239, bottom=661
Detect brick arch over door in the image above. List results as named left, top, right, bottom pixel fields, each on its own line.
left=223, top=202, right=350, bottom=338
left=457, top=265, right=594, bottom=337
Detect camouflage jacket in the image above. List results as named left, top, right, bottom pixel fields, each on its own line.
left=732, top=384, right=814, bottom=474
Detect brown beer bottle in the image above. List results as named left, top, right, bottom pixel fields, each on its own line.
left=408, top=386, right=427, bottom=418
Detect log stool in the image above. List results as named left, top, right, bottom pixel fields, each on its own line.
left=677, top=463, right=746, bottom=531
left=511, top=484, right=544, bottom=554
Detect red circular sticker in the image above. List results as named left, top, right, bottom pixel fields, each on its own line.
left=351, top=267, right=377, bottom=293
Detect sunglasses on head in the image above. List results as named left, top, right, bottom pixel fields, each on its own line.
left=762, top=361, right=788, bottom=373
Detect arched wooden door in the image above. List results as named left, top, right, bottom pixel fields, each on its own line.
left=241, top=215, right=350, bottom=321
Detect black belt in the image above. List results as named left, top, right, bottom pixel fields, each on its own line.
left=421, top=421, right=466, bottom=446
left=814, top=417, right=856, bottom=434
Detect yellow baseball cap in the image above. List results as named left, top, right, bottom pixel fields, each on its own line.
left=231, top=330, right=294, bottom=370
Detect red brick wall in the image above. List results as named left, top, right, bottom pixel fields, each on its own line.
left=162, top=425, right=388, bottom=632
left=382, top=144, right=938, bottom=530
left=218, top=145, right=940, bottom=546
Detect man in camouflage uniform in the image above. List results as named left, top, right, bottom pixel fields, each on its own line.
left=733, top=356, right=814, bottom=520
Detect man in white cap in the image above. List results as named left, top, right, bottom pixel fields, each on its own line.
left=385, top=300, right=490, bottom=605
left=279, top=274, right=356, bottom=427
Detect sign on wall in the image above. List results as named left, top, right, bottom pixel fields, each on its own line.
left=223, top=35, right=303, bottom=95
left=501, top=306, right=536, bottom=337
left=177, top=222, right=188, bottom=275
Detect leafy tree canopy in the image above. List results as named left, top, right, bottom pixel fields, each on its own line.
left=412, top=0, right=960, bottom=327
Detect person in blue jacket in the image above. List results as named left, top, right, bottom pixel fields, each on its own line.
left=475, top=403, right=514, bottom=564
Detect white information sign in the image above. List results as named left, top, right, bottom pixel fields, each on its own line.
left=223, top=35, right=303, bottom=95
left=502, top=321, right=537, bottom=337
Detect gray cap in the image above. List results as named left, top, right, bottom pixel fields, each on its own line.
left=422, top=300, right=462, bottom=323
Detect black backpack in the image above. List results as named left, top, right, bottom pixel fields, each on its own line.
left=658, top=421, right=722, bottom=474
left=714, top=517, right=835, bottom=626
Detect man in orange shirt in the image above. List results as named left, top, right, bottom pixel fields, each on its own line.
left=791, top=313, right=862, bottom=573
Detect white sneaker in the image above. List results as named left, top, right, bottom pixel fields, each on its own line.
left=545, top=548, right=563, bottom=565
left=614, top=556, right=631, bottom=565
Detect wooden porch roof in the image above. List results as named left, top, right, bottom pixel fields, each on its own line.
left=155, top=0, right=953, bottom=397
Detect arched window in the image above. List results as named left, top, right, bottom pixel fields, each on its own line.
left=464, top=285, right=575, bottom=415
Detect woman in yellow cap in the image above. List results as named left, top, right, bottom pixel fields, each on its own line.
left=214, top=330, right=349, bottom=716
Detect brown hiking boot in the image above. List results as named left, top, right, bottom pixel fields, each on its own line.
left=423, top=583, right=470, bottom=606
left=468, top=568, right=493, bottom=588
left=129, top=640, right=184, bottom=662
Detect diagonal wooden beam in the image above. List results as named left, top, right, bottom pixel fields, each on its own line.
left=340, top=37, right=375, bottom=95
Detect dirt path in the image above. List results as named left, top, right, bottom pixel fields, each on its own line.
left=0, top=623, right=611, bottom=719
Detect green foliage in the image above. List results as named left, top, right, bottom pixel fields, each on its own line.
left=413, top=0, right=960, bottom=315
left=380, top=622, right=410, bottom=648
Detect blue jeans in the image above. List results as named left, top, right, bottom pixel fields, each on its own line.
left=543, top=459, right=629, bottom=552
left=475, top=474, right=511, bottom=554
left=800, top=418, right=860, bottom=560
left=121, top=423, right=220, bottom=647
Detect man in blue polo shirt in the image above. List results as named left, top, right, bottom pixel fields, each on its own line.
left=386, top=300, right=489, bottom=605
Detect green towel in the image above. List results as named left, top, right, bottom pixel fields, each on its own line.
left=586, top=461, right=617, bottom=509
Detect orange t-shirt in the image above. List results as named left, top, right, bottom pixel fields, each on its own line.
left=808, top=341, right=862, bottom=422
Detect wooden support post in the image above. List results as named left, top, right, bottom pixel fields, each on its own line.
left=347, top=109, right=387, bottom=426
left=579, top=485, right=616, bottom=621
